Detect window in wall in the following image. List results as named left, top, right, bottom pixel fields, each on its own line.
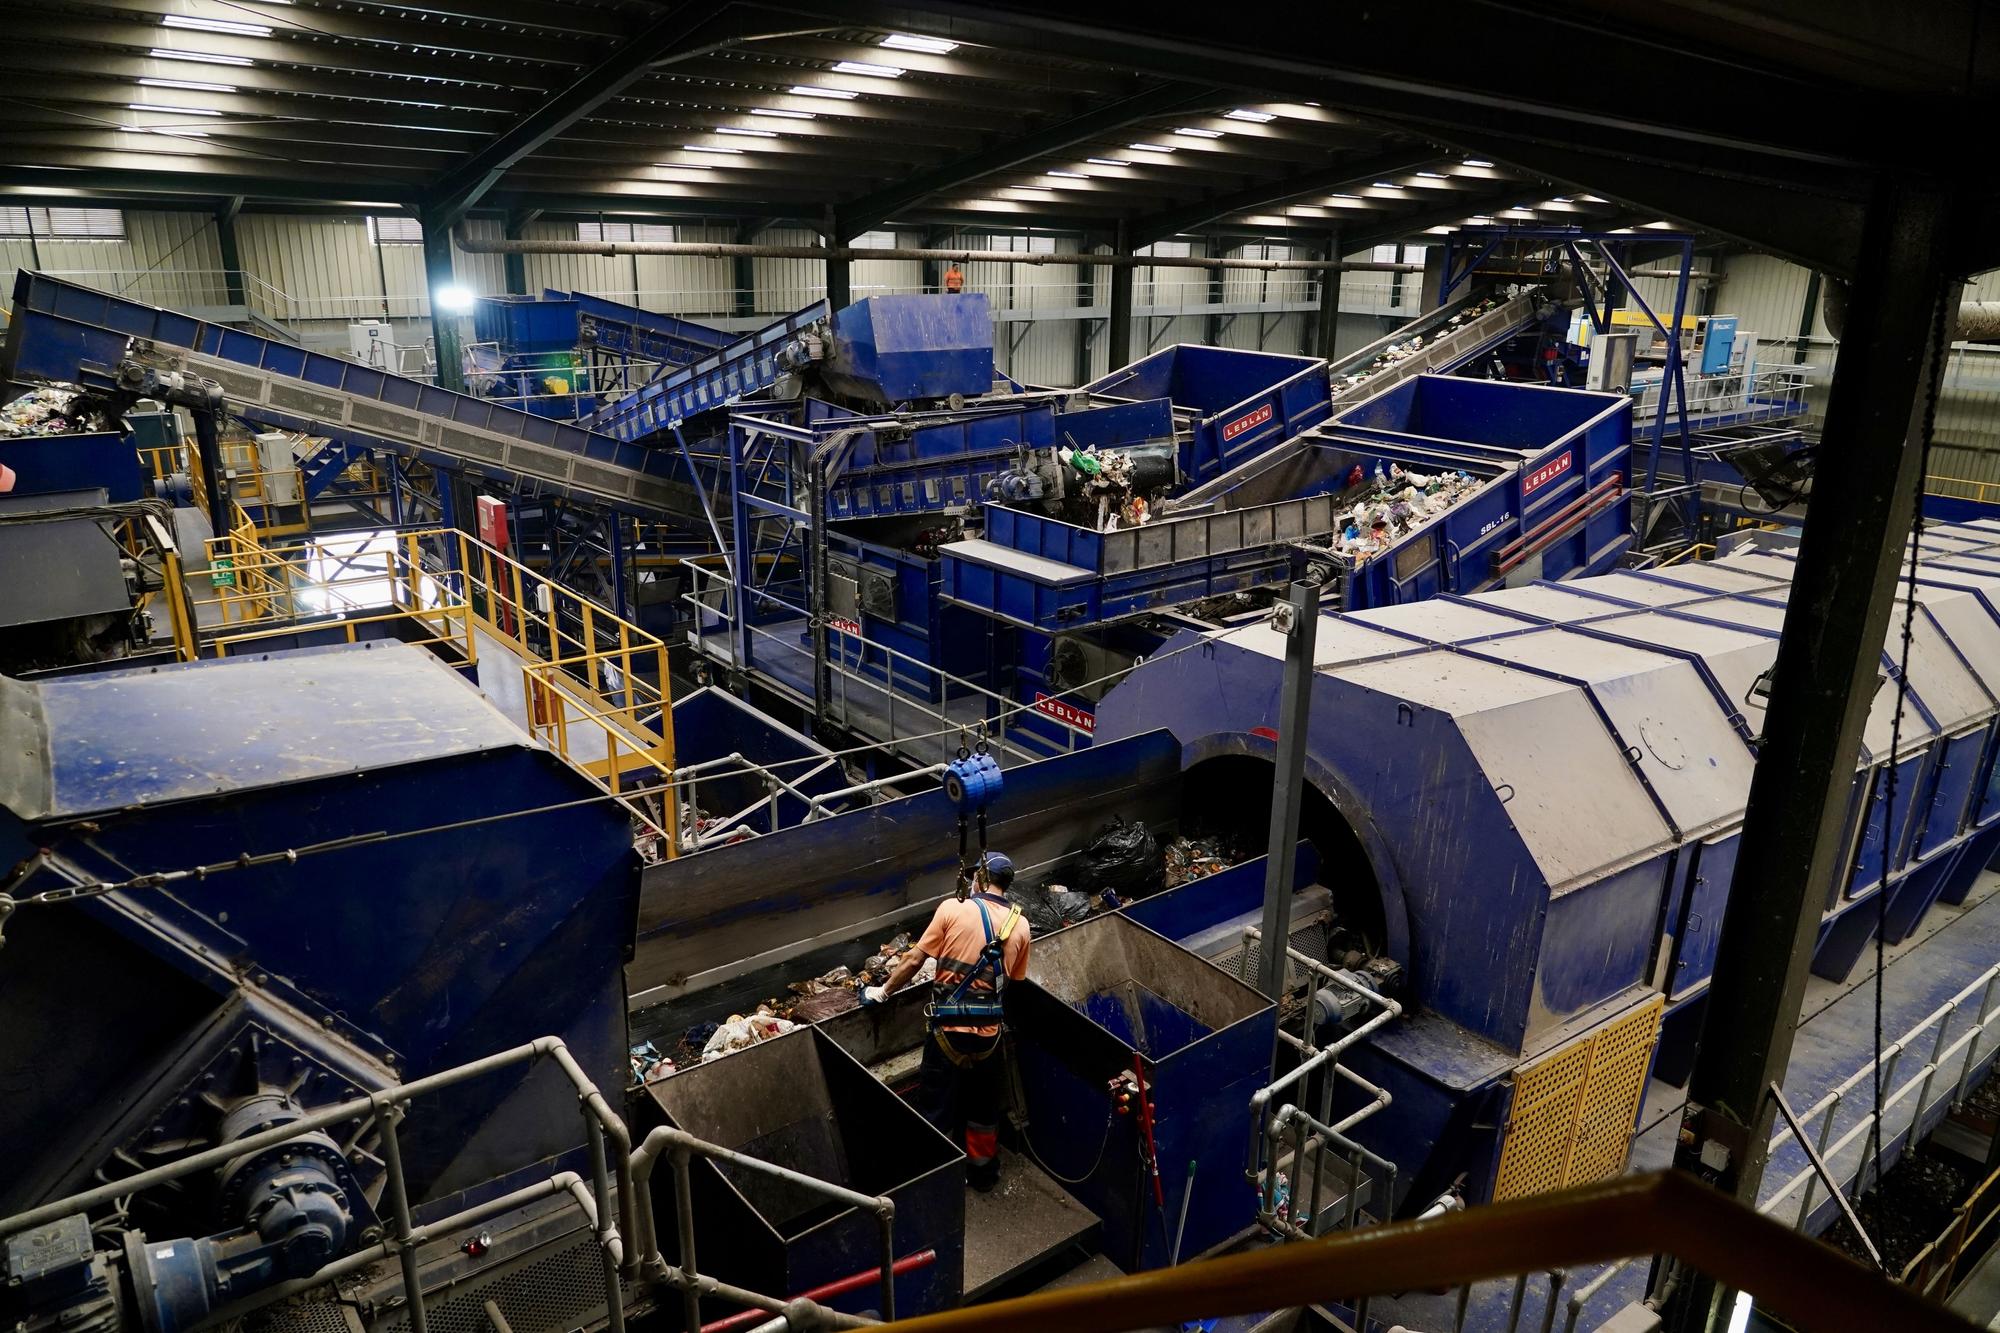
left=577, top=221, right=677, bottom=242
left=850, top=230, right=897, bottom=249
left=988, top=233, right=1056, bottom=254
left=369, top=215, right=423, bottom=244
left=1138, top=239, right=1192, bottom=258
left=0, top=207, right=126, bottom=240
left=1237, top=243, right=1291, bottom=261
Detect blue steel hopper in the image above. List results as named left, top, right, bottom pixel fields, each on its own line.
left=1090, top=523, right=2000, bottom=1210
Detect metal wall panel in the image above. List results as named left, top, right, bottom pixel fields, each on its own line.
left=0, top=210, right=226, bottom=314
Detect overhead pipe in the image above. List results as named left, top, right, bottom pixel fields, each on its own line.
left=453, top=225, right=1418, bottom=273
left=1821, top=278, right=2000, bottom=343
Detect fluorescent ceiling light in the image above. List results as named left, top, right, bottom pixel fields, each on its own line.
left=1173, top=126, right=1224, bottom=139
left=682, top=144, right=741, bottom=155
left=831, top=60, right=905, bottom=78
left=789, top=84, right=857, bottom=100
left=1549, top=196, right=1572, bottom=204
left=1224, top=108, right=1275, bottom=122
left=128, top=102, right=224, bottom=116
left=1128, top=142, right=1175, bottom=153
left=716, top=126, right=777, bottom=137
left=1462, top=158, right=1494, bottom=167
left=1045, top=170, right=1086, bottom=178
left=751, top=108, right=815, bottom=119
left=1416, top=170, right=1447, bottom=178
left=1577, top=193, right=1607, bottom=203
left=148, top=47, right=253, bottom=66
left=1370, top=181, right=1401, bottom=189
left=880, top=33, right=957, bottom=54
left=139, top=77, right=237, bottom=92
left=161, top=14, right=270, bottom=36
left=1086, top=157, right=1128, bottom=167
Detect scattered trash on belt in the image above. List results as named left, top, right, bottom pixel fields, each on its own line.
left=1, top=383, right=115, bottom=439
left=1076, top=815, right=1162, bottom=900
left=1163, top=834, right=1235, bottom=888
left=1324, top=463, right=1483, bottom=565
left=700, top=1011, right=798, bottom=1061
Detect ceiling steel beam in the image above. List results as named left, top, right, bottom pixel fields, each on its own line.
left=49, top=0, right=617, bottom=62
left=422, top=1, right=761, bottom=228
left=1127, top=146, right=1442, bottom=247
left=830, top=82, right=1219, bottom=241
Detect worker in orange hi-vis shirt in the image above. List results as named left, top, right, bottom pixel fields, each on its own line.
left=862, top=852, right=1030, bottom=1190
left=942, top=263, right=965, bottom=294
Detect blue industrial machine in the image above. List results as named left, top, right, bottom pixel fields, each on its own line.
left=0, top=641, right=640, bottom=1333
left=465, top=293, right=736, bottom=420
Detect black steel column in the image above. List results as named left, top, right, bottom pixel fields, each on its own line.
left=1075, top=236, right=1098, bottom=386
left=502, top=210, right=537, bottom=296
left=215, top=197, right=246, bottom=308
left=1672, top=176, right=1957, bottom=1325
left=1257, top=580, right=1321, bottom=1012
left=733, top=220, right=760, bottom=319
left=1316, top=229, right=1343, bottom=360
left=1107, top=220, right=1134, bottom=371
left=419, top=213, right=466, bottom=392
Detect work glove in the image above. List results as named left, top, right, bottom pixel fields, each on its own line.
left=860, top=985, right=888, bottom=1007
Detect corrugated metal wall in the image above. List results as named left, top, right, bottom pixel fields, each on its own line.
left=0, top=210, right=226, bottom=313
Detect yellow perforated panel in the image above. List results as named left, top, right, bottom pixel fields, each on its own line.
left=1491, top=994, right=1665, bottom=1201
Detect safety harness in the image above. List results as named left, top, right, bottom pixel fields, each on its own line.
left=929, top=894, right=1021, bottom=1030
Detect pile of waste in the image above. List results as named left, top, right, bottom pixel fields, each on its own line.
left=1332, top=295, right=1505, bottom=397
left=1163, top=833, right=1234, bottom=888
left=1074, top=815, right=1162, bottom=899
left=1323, top=462, right=1483, bottom=564
left=1, top=383, right=114, bottom=438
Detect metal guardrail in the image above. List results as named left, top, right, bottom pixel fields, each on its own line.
left=680, top=559, right=1068, bottom=766
left=0, top=1036, right=901, bottom=1333
left=185, top=523, right=681, bottom=850
left=860, top=1171, right=1972, bottom=1333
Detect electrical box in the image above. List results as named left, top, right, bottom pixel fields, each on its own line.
left=1699, top=315, right=1739, bottom=375
left=1586, top=331, right=1638, bottom=393
left=347, top=321, right=391, bottom=366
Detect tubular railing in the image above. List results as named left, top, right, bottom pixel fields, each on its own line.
left=1237, top=928, right=1403, bottom=1241
left=0, top=1036, right=904, bottom=1333
left=1903, top=1163, right=2000, bottom=1301
left=183, top=523, right=680, bottom=849
left=679, top=559, right=1062, bottom=765
left=859, top=1171, right=1971, bottom=1333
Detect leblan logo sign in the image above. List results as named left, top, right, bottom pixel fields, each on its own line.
left=1034, top=693, right=1096, bottom=733
left=827, top=617, right=862, bottom=635
left=1522, top=450, right=1574, bottom=495
left=1221, top=402, right=1274, bottom=442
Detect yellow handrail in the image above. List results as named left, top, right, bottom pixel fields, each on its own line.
left=182, top=522, right=679, bottom=854
left=1927, top=473, right=2000, bottom=505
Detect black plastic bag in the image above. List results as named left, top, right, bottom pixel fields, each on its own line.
left=1076, top=815, right=1161, bottom=898
left=1013, top=886, right=1097, bottom=933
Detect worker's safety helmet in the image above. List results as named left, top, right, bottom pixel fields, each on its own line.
left=979, top=851, right=1015, bottom=890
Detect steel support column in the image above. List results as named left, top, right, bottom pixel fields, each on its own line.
left=216, top=196, right=245, bottom=307
left=1315, top=229, right=1342, bottom=360
left=825, top=254, right=851, bottom=312
left=1672, top=175, right=1958, bottom=1329
left=420, top=217, right=466, bottom=392
left=733, top=220, right=761, bottom=319
left=1257, top=581, right=1320, bottom=1016
left=1075, top=239, right=1098, bottom=386
left=1107, top=220, right=1134, bottom=372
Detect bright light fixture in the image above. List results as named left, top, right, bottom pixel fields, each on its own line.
left=789, top=84, right=857, bottom=100
left=128, top=102, right=224, bottom=116
left=880, top=33, right=957, bottom=54
left=1223, top=108, right=1275, bottom=122
left=1128, top=142, right=1175, bottom=153
left=1086, top=157, right=1128, bottom=167
left=1371, top=181, right=1401, bottom=189
left=1416, top=170, right=1447, bottom=178
left=161, top=14, right=270, bottom=36
left=435, top=285, right=475, bottom=313
left=1549, top=196, right=1572, bottom=204
left=1173, top=126, right=1224, bottom=139
left=1462, top=157, right=1494, bottom=167
left=148, top=47, right=253, bottom=66
left=831, top=60, right=905, bottom=78
left=751, top=108, right=815, bottom=119
left=716, top=126, right=777, bottom=137
left=139, top=77, right=237, bottom=92
left=682, top=144, right=741, bottom=155
left=1045, top=170, right=1086, bottom=178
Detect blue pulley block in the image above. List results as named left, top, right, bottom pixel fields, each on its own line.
left=943, top=751, right=1002, bottom=815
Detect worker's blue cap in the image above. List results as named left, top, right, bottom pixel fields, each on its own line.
left=979, top=851, right=1014, bottom=884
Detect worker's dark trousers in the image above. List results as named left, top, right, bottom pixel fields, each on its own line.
left=917, top=1028, right=1003, bottom=1190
